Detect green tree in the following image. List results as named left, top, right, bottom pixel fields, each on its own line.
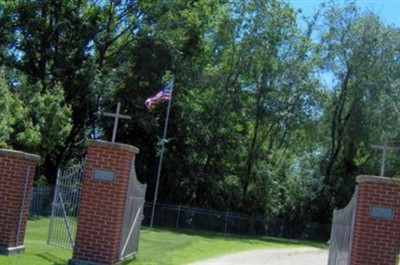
left=0, top=71, right=26, bottom=148
left=99, top=0, right=223, bottom=199
left=0, top=0, right=99, bottom=181
left=158, top=0, right=322, bottom=218
left=317, top=1, right=400, bottom=220
left=0, top=68, right=71, bottom=166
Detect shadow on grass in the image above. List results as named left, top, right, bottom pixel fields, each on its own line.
left=144, top=227, right=328, bottom=249
left=36, top=253, right=68, bottom=265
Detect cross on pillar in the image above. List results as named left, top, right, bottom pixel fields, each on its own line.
left=371, top=143, right=399, bottom=176
left=104, top=102, right=131, bottom=143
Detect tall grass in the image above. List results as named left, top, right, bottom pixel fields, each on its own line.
left=0, top=217, right=325, bottom=265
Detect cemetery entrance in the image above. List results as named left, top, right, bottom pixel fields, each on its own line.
left=47, top=140, right=146, bottom=264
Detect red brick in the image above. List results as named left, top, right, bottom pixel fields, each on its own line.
left=0, top=150, right=39, bottom=252
left=351, top=177, right=400, bottom=265
left=71, top=140, right=139, bottom=265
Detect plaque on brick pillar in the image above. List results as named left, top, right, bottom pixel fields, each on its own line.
left=370, top=206, right=394, bottom=220
left=92, top=168, right=116, bottom=182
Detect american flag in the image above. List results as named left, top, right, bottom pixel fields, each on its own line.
left=145, top=81, right=172, bottom=109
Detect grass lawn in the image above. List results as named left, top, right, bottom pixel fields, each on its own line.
left=0, top=217, right=326, bottom=265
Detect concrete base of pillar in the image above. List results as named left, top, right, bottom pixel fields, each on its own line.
left=0, top=245, right=25, bottom=255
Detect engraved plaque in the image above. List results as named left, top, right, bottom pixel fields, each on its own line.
left=92, top=169, right=115, bottom=182
left=370, top=206, right=394, bottom=220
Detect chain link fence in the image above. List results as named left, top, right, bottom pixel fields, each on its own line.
left=29, top=186, right=53, bottom=216
left=30, top=187, right=330, bottom=241
left=142, top=202, right=330, bottom=241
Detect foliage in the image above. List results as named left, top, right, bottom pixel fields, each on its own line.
left=1, top=0, right=400, bottom=224
left=0, top=73, right=26, bottom=148
left=0, top=69, right=71, bottom=158
left=315, top=1, right=400, bottom=218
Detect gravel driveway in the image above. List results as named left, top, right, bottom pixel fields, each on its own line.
left=188, top=247, right=328, bottom=265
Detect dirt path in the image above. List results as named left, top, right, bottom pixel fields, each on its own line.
left=187, top=247, right=328, bottom=265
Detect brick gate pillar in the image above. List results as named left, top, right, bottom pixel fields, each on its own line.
left=351, top=176, right=400, bottom=265
left=69, top=140, right=139, bottom=265
left=0, top=149, right=40, bottom=255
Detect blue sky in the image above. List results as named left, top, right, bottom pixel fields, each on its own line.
left=290, top=0, right=400, bottom=26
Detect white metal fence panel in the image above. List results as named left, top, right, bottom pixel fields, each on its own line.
left=119, top=158, right=147, bottom=261
left=327, top=188, right=358, bottom=265
left=47, top=160, right=85, bottom=250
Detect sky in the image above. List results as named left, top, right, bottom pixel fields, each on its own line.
left=289, top=0, right=400, bottom=26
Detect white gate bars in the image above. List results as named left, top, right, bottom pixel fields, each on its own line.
left=47, top=160, right=85, bottom=250
left=16, top=165, right=31, bottom=246
left=119, top=158, right=147, bottom=261
left=327, top=188, right=358, bottom=265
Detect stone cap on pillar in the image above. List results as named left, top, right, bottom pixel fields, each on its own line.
left=86, top=139, right=139, bottom=154
left=357, top=175, right=400, bottom=185
left=0, top=149, right=40, bottom=162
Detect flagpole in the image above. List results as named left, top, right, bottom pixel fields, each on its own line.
left=150, top=77, right=174, bottom=228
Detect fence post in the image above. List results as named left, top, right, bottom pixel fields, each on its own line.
left=176, top=204, right=181, bottom=228
left=224, top=211, right=229, bottom=233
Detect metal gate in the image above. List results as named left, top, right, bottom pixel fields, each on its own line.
left=47, top=160, right=85, bottom=250
left=119, top=158, right=147, bottom=261
left=327, top=188, right=358, bottom=265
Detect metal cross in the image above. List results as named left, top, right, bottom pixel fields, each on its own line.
left=104, top=102, right=131, bottom=143
left=371, top=143, right=399, bottom=176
